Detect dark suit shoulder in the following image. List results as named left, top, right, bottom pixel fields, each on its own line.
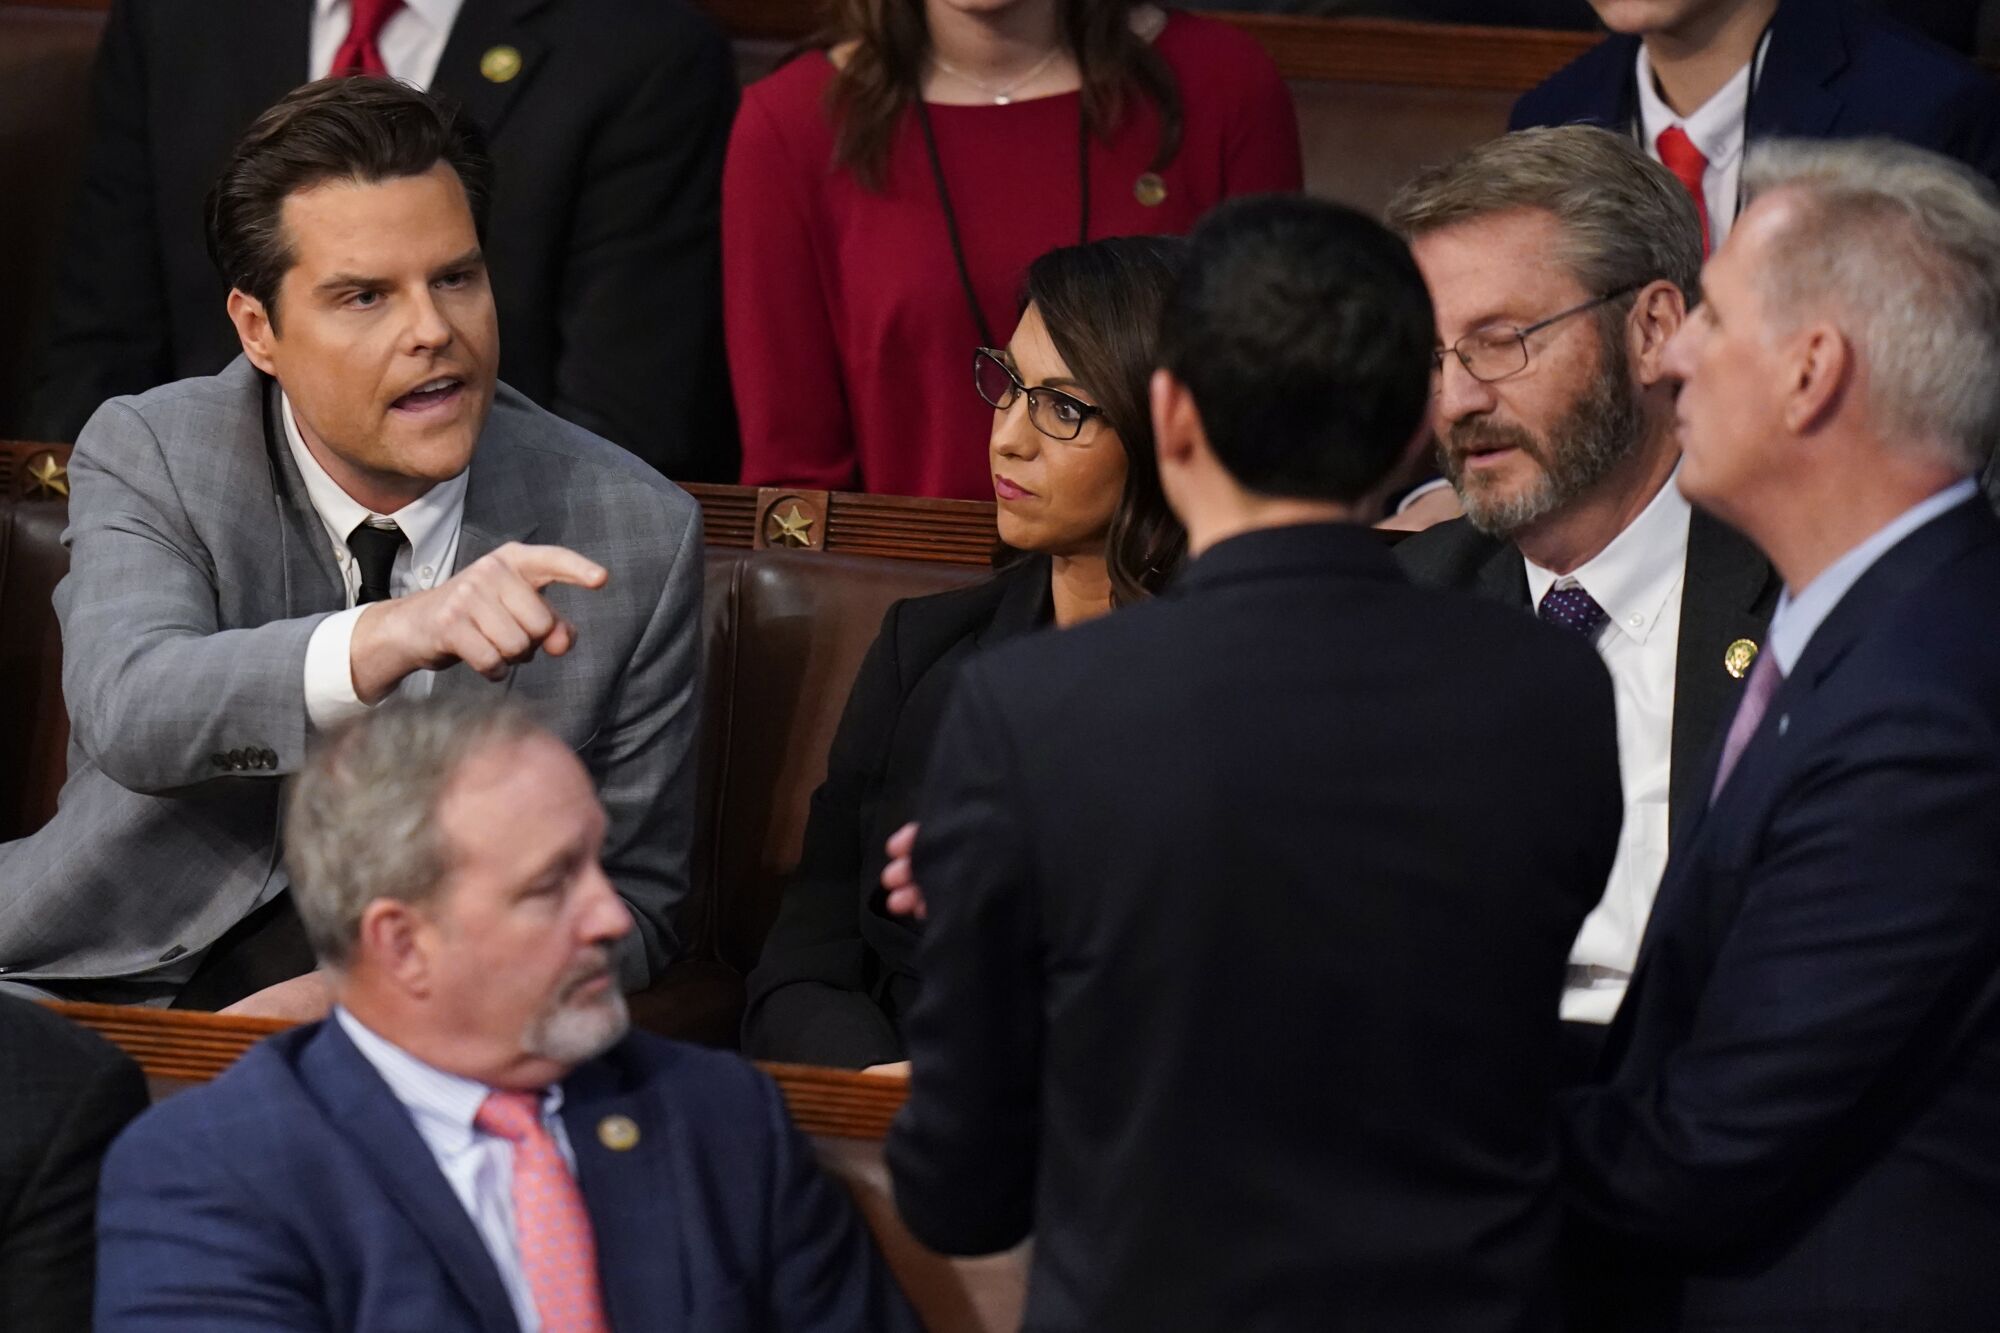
left=533, top=0, right=726, bottom=50
left=1392, top=517, right=1512, bottom=590
left=879, top=556, right=1047, bottom=692
left=0, top=997, right=145, bottom=1151
left=1510, top=32, right=1639, bottom=131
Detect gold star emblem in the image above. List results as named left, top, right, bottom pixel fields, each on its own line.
left=1724, top=638, right=1759, bottom=680
left=480, top=44, right=524, bottom=84
left=597, top=1114, right=640, bottom=1152
left=25, top=453, right=68, bottom=499
left=767, top=502, right=816, bottom=548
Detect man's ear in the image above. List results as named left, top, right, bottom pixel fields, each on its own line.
left=356, top=898, right=435, bottom=998
left=226, top=288, right=280, bottom=377
left=1785, top=323, right=1851, bottom=436
left=1150, top=367, right=1205, bottom=473
left=1629, top=280, right=1689, bottom=390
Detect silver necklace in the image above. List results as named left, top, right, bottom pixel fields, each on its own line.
left=930, top=46, right=1063, bottom=106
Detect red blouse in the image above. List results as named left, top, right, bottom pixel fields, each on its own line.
left=724, top=12, right=1303, bottom=500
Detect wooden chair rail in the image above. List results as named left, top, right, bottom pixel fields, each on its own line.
left=47, top=1001, right=911, bottom=1139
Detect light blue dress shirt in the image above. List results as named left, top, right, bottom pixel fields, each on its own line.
left=335, top=1007, right=579, bottom=1333
left=1765, top=480, right=1980, bottom=674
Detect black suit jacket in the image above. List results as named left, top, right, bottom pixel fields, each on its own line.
left=888, top=523, right=1622, bottom=1333
left=1510, top=0, right=2000, bottom=184
left=0, top=995, right=148, bottom=1333
left=25, top=0, right=737, bottom=478
left=1563, top=497, right=2000, bottom=1331
left=1396, top=507, right=1779, bottom=838
left=742, top=556, right=1052, bottom=1068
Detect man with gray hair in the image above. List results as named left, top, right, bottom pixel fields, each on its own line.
left=1562, top=138, right=2000, bottom=1330
left=1389, top=125, right=1779, bottom=1076
left=94, top=697, right=918, bottom=1332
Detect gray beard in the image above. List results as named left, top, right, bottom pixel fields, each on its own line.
left=522, top=964, right=630, bottom=1067
left=1442, top=347, right=1645, bottom=541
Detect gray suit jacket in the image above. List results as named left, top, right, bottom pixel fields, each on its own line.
left=0, top=358, right=702, bottom=992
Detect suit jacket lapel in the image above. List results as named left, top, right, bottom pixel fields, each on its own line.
left=1667, top=511, right=1778, bottom=837
left=297, top=1022, right=521, bottom=1331
left=1477, top=542, right=1531, bottom=609
left=433, top=430, right=542, bottom=702
left=432, top=0, right=555, bottom=137
left=561, top=1058, right=684, bottom=1325
left=1748, top=0, right=1848, bottom=139
left=225, top=0, right=314, bottom=122
left=260, top=374, right=347, bottom=619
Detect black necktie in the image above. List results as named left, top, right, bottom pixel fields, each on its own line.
left=347, top=521, right=406, bottom=605
left=1537, top=583, right=1608, bottom=638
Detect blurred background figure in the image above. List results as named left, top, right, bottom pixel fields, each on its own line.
left=0, top=994, right=148, bottom=1333
left=742, top=235, right=1186, bottom=1071
left=725, top=0, right=1300, bottom=499
left=24, top=0, right=739, bottom=479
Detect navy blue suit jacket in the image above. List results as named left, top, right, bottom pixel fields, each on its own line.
left=94, top=1021, right=917, bottom=1332
left=1561, top=497, right=2000, bottom=1330
left=1511, top=0, right=2000, bottom=183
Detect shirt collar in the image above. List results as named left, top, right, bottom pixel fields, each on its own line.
left=1634, top=41, right=1753, bottom=170
left=314, top=0, right=463, bottom=34
left=334, top=1007, right=563, bottom=1153
left=1765, top=478, right=1981, bottom=674
left=1523, top=466, right=1691, bottom=647
left=282, top=390, right=469, bottom=577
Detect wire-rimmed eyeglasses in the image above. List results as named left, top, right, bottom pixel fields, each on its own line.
left=974, top=347, right=1105, bottom=441
left=1432, top=284, right=1642, bottom=384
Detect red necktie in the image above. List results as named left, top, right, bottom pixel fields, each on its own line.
left=1656, top=126, right=1712, bottom=257
left=329, top=0, right=404, bottom=77
left=475, top=1091, right=612, bottom=1333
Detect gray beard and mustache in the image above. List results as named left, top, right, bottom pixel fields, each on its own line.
left=1439, top=343, right=1646, bottom=539
left=522, top=950, right=629, bottom=1067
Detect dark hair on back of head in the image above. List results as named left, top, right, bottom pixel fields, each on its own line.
left=205, top=76, right=492, bottom=332
left=1022, top=234, right=1188, bottom=605
left=1157, top=195, right=1435, bottom=502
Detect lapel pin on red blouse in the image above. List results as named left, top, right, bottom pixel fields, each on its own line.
left=1133, top=173, right=1167, bottom=207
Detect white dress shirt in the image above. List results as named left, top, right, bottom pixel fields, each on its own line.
left=335, top=1007, right=574, bottom=1333
left=1524, top=471, right=1690, bottom=1024
left=284, top=392, right=467, bottom=729
left=308, top=0, right=465, bottom=87
left=1633, top=33, right=1772, bottom=252
left=1766, top=479, right=1981, bottom=673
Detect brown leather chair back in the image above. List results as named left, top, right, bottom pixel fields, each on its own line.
left=0, top=444, right=75, bottom=841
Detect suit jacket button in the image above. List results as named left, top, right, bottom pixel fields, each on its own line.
left=261, top=748, right=278, bottom=768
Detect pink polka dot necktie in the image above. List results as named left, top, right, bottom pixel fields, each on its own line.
left=330, top=0, right=403, bottom=77
left=1710, top=647, right=1784, bottom=804
left=1656, top=126, right=1712, bottom=257
left=474, top=1091, right=611, bottom=1333
left=1537, top=583, right=1608, bottom=639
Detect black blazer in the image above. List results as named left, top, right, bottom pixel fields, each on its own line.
left=24, top=0, right=738, bottom=479
left=1563, top=498, right=2000, bottom=1331
left=741, top=556, right=1053, bottom=1068
left=889, top=523, right=1622, bottom=1333
left=0, top=994, right=149, bottom=1333
left=1396, top=507, right=1779, bottom=837
left=1510, top=0, right=2000, bottom=184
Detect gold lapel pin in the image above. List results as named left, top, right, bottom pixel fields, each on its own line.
left=481, top=45, right=524, bottom=84
left=1133, top=172, right=1168, bottom=208
left=1724, top=638, right=1759, bottom=680
left=597, top=1114, right=640, bottom=1151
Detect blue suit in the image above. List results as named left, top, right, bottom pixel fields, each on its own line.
left=95, top=1021, right=917, bottom=1332
left=1511, top=0, right=2000, bottom=183
left=1561, top=498, right=2000, bottom=1330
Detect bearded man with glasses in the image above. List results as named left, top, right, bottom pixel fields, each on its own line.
left=1388, top=125, right=1779, bottom=1082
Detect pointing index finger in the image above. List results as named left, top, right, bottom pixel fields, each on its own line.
left=508, top=544, right=609, bottom=592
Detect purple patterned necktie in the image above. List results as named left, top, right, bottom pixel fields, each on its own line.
left=1710, top=648, right=1784, bottom=804
left=1538, top=583, right=1608, bottom=637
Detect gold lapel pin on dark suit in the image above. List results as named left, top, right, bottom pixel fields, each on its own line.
left=1134, top=173, right=1168, bottom=207
left=481, top=45, right=524, bottom=83
left=1724, top=638, right=1759, bottom=680
left=597, top=1115, right=640, bottom=1151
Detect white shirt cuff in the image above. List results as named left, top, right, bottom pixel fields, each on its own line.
left=305, top=606, right=373, bottom=730
left=1396, top=476, right=1452, bottom=513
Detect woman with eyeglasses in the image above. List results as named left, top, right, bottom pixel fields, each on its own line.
left=742, top=236, right=1187, bottom=1070
left=725, top=0, right=1299, bottom=501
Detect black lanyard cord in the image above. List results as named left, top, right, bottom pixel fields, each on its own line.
left=916, top=92, right=1092, bottom=349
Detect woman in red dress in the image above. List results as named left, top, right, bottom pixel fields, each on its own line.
left=725, top=0, right=1302, bottom=499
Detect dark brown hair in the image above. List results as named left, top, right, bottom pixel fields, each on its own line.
left=822, top=0, right=1183, bottom=190
left=1024, top=234, right=1187, bottom=604
left=205, top=76, right=492, bottom=330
